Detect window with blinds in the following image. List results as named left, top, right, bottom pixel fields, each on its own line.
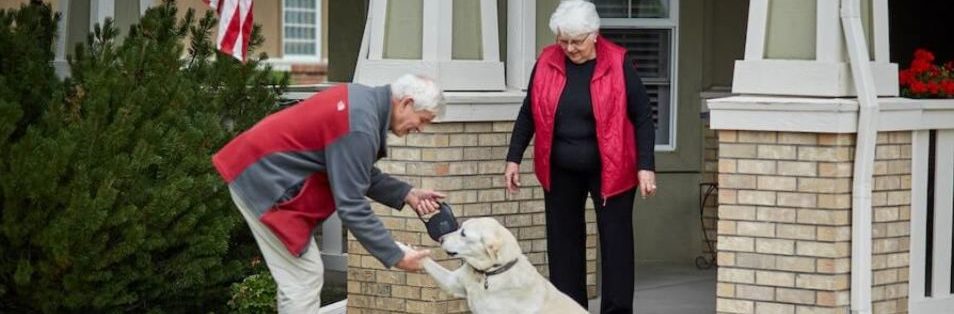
left=594, top=0, right=676, bottom=148
left=283, top=0, right=320, bottom=58
left=594, top=0, right=670, bottom=18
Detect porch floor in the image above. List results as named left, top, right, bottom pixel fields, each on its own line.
left=589, top=263, right=717, bottom=314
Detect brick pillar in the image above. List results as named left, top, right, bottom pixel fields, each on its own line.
left=715, top=130, right=912, bottom=314
left=345, top=122, right=599, bottom=313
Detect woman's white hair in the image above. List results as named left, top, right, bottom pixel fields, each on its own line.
left=549, top=0, right=601, bottom=37
left=390, top=74, right=446, bottom=118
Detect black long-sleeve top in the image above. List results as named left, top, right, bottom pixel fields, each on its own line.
left=506, top=56, right=656, bottom=172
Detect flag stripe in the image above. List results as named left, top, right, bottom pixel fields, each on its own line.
left=240, top=1, right=254, bottom=60
left=207, top=0, right=251, bottom=62
left=219, top=5, right=243, bottom=56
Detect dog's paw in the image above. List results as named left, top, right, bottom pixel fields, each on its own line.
left=395, top=241, right=415, bottom=253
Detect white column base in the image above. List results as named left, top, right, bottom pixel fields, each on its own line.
left=354, top=59, right=506, bottom=91
left=708, top=96, right=954, bottom=132
left=731, top=60, right=899, bottom=97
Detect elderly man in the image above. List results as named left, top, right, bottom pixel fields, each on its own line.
left=213, top=74, right=446, bottom=312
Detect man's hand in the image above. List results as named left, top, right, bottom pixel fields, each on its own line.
left=638, top=170, right=657, bottom=199
left=395, top=242, right=431, bottom=271
left=504, top=162, right=521, bottom=194
left=405, top=188, right=446, bottom=216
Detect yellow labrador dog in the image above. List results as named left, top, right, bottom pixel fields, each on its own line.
left=399, top=218, right=588, bottom=314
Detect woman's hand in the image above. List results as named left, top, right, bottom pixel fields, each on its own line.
left=638, top=170, right=657, bottom=199
left=504, top=162, right=521, bottom=194
left=405, top=188, right=446, bottom=216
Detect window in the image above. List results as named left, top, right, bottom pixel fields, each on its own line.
left=594, top=0, right=677, bottom=150
left=283, top=0, right=321, bottom=59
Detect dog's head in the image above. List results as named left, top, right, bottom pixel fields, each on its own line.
left=439, top=217, right=522, bottom=270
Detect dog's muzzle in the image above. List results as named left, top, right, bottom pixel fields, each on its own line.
left=420, top=202, right=460, bottom=242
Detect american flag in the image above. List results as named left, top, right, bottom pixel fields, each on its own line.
left=204, top=0, right=254, bottom=61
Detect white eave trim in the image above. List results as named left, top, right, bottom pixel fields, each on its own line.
left=708, top=96, right=954, bottom=133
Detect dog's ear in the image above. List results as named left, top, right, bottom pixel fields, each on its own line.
left=483, top=234, right=501, bottom=262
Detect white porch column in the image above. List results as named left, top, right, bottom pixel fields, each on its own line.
left=89, top=0, right=114, bottom=30
left=354, top=0, right=506, bottom=91
left=139, top=0, right=151, bottom=16
left=54, top=0, right=71, bottom=78
left=506, top=0, right=535, bottom=90
left=732, top=0, right=897, bottom=97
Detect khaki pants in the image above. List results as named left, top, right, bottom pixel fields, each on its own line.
left=231, top=187, right=324, bottom=313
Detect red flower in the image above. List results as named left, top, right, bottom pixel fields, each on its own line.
left=911, top=59, right=932, bottom=74
left=899, top=69, right=914, bottom=86
left=915, top=48, right=935, bottom=63
left=928, top=82, right=942, bottom=95
left=900, top=49, right=953, bottom=98
left=911, top=81, right=928, bottom=94
left=943, top=80, right=954, bottom=95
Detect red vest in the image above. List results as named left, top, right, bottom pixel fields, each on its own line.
left=213, top=85, right=350, bottom=256
left=530, top=37, right=638, bottom=200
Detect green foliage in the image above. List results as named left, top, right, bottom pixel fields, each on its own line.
left=0, top=1, right=59, bottom=146
left=0, top=1, right=288, bottom=312
left=227, top=264, right=349, bottom=313
left=227, top=265, right=277, bottom=314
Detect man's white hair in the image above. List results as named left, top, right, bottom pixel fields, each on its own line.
left=390, top=74, right=446, bottom=118
left=549, top=0, right=601, bottom=37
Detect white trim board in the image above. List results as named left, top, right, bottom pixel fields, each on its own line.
left=354, top=59, right=506, bottom=91
left=54, top=0, right=71, bottom=78
left=90, top=0, right=115, bottom=31
left=743, top=0, right=769, bottom=60
left=708, top=96, right=954, bottom=133
left=480, top=0, right=500, bottom=62
left=139, top=0, right=152, bottom=15
left=732, top=59, right=899, bottom=97
left=932, top=130, right=954, bottom=298
left=910, top=130, right=930, bottom=308
left=506, top=0, right=535, bottom=90
left=439, top=90, right=524, bottom=122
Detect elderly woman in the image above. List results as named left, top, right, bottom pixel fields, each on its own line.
left=503, top=1, right=656, bottom=313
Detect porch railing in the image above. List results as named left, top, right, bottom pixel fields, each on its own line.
left=910, top=128, right=954, bottom=312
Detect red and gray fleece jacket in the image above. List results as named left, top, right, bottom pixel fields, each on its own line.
left=212, top=84, right=412, bottom=268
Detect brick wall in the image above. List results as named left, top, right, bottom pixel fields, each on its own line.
left=290, top=63, right=328, bottom=85
left=345, top=122, right=599, bottom=313
left=715, top=130, right=912, bottom=314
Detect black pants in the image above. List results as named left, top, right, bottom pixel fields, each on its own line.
left=545, top=166, right=636, bottom=314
